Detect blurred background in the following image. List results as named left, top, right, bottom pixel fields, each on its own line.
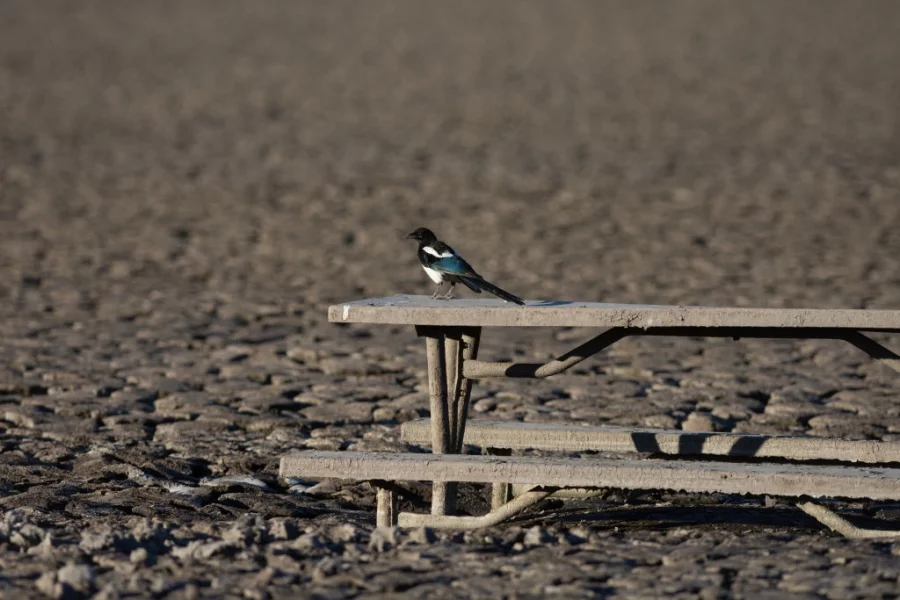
left=2, top=0, right=900, bottom=316
left=3, top=6, right=900, bottom=594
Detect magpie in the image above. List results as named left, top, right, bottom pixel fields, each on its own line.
left=406, top=227, right=525, bottom=305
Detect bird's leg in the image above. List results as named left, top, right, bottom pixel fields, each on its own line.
left=431, top=282, right=443, bottom=299
left=441, top=282, right=455, bottom=300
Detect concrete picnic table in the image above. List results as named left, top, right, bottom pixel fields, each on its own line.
left=328, top=295, right=900, bottom=516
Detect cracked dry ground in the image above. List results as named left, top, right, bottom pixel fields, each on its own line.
left=3, top=1, right=900, bottom=598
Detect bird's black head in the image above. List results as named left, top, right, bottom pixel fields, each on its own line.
left=406, top=227, right=437, bottom=244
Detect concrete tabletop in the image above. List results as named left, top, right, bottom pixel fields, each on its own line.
left=329, top=295, right=900, bottom=330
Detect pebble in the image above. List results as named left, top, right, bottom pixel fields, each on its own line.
left=368, top=527, right=398, bottom=552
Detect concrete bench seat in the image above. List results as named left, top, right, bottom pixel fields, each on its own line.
left=280, top=450, right=900, bottom=531
left=400, top=419, right=900, bottom=464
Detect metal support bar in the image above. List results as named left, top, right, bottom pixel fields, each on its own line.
left=463, top=327, right=900, bottom=379
left=455, top=327, right=481, bottom=451
left=511, top=484, right=606, bottom=499
left=445, top=329, right=463, bottom=450
left=797, top=501, right=900, bottom=539
left=463, top=328, right=625, bottom=379
left=397, top=488, right=556, bottom=529
left=840, top=331, right=900, bottom=373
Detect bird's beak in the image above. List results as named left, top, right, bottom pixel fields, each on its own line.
left=405, top=232, right=416, bottom=240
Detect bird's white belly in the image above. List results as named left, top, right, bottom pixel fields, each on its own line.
left=422, top=265, right=444, bottom=283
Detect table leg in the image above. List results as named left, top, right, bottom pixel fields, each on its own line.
left=487, top=448, right=513, bottom=510
left=417, top=325, right=482, bottom=516
left=420, top=326, right=452, bottom=515
left=376, top=485, right=398, bottom=528
left=444, top=329, right=465, bottom=513
left=423, top=330, right=451, bottom=454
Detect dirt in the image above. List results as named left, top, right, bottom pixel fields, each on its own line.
left=2, top=1, right=900, bottom=598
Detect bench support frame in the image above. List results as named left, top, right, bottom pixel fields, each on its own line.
left=464, top=326, right=900, bottom=379
left=412, top=324, right=900, bottom=517
left=378, top=485, right=900, bottom=537
left=368, top=470, right=900, bottom=537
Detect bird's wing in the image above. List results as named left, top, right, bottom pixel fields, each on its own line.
left=422, top=242, right=481, bottom=277
left=429, top=254, right=481, bottom=277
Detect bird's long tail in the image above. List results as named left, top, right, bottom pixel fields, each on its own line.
left=460, top=276, right=525, bottom=305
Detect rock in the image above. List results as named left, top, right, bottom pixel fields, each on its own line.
left=153, top=419, right=232, bottom=443
left=93, top=583, right=122, bottom=600
left=372, top=406, right=396, bottom=422
left=196, top=540, right=237, bottom=560
left=328, top=523, right=361, bottom=544
left=301, top=480, right=342, bottom=496
left=318, top=358, right=385, bottom=376
left=643, top=414, right=679, bottom=429
left=523, top=526, right=552, bottom=547
left=10, top=523, right=47, bottom=548
left=202, top=475, right=271, bottom=491
left=302, top=437, right=343, bottom=451
left=286, top=347, right=326, bottom=365
left=130, top=547, right=150, bottom=565
left=223, top=514, right=267, bottom=547
left=368, top=527, right=398, bottom=552
left=681, top=412, right=719, bottom=432
left=472, top=398, right=496, bottom=413
left=30, top=532, right=56, bottom=557
left=312, top=557, right=342, bottom=582
left=79, top=528, right=116, bottom=552
left=243, top=583, right=271, bottom=600
left=2, top=508, right=47, bottom=548
left=37, top=563, right=96, bottom=599
left=286, top=482, right=313, bottom=495
left=58, top=564, right=95, bottom=594
left=291, top=533, right=325, bottom=553
left=131, top=519, right=173, bottom=548
left=394, top=407, right=426, bottom=422
left=35, top=572, right=59, bottom=599
left=172, top=539, right=237, bottom=560
left=564, top=527, right=589, bottom=544
left=302, top=401, right=373, bottom=424
left=210, top=345, right=251, bottom=363
left=153, top=391, right=215, bottom=417
left=267, top=518, right=300, bottom=541
left=405, top=527, right=436, bottom=545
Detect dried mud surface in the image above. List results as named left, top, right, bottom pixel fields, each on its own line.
left=3, top=1, right=900, bottom=598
